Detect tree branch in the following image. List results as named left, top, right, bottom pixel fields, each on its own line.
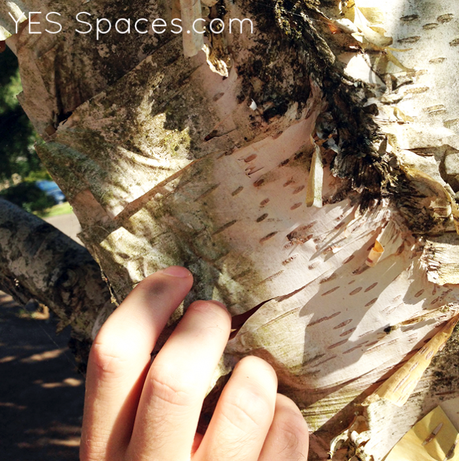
left=0, top=199, right=114, bottom=370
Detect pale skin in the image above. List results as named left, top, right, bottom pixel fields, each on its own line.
left=80, top=266, right=309, bottom=461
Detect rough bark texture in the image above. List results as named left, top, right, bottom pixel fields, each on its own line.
left=0, top=199, right=114, bottom=370
left=2, top=0, right=459, bottom=459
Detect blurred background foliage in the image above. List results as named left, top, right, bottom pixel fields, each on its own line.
left=0, top=46, right=54, bottom=211
left=0, top=46, right=50, bottom=183
left=0, top=181, right=55, bottom=213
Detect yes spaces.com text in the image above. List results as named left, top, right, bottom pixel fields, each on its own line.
left=9, top=12, right=254, bottom=40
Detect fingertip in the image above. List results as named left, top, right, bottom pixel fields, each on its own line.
left=136, top=267, right=193, bottom=293
left=208, top=300, right=233, bottom=326
left=236, top=356, right=278, bottom=382
left=183, top=300, right=232, bottom=337
left=160, top=266, right=193, bottom=278
left=190, top=299, right=231, bottom=319
left=230, top=356, right=279, bottom=407
left=275, top=393, right=301, bottom=410
left=275, top=394, right=308, bottom=427
left=136, top=266, right=193, bottom=298
left=207, top=300, right=228, bottom=310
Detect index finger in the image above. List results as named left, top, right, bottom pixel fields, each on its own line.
left=80, top=266, right=193, bottom=461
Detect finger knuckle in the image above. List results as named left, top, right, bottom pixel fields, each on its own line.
left=79, top=432, right=113, bottom=461
left=148, top=369, right=194, bottom=408
left=89, top=340, right=132, bottom=375
left=221, top=386, right=273, bottom=431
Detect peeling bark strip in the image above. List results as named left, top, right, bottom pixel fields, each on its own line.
left=179, top=0, right=204, bottom=57
left=3, top=0, right=459, bottom=459
left=364, top=315, right=459, bottom=407
left=305, top=139, right=323, bottom=208
left=0, top=200, right=113, bottom=369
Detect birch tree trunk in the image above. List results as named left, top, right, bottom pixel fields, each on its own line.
left=2, top=0, right=459, bottom=459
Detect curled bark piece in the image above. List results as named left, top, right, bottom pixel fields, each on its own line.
left=366, top=221, right=399, bottom=267
left=364, top=314, right=459, bottom=407
left=305, top=139, right=323, bottom=208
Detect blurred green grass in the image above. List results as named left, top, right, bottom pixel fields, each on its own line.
left=34, top=202, right=73, bottom=218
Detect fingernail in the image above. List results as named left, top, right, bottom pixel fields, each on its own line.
left=161, top=266, right=192, bottom=278
left=209, top=300, right=227, bottom=310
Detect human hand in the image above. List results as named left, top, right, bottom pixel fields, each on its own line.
left=80, top=266, right=309, bottom=460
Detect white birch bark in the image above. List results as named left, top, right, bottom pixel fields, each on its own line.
left=2, top=0, right=459, bottom=458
